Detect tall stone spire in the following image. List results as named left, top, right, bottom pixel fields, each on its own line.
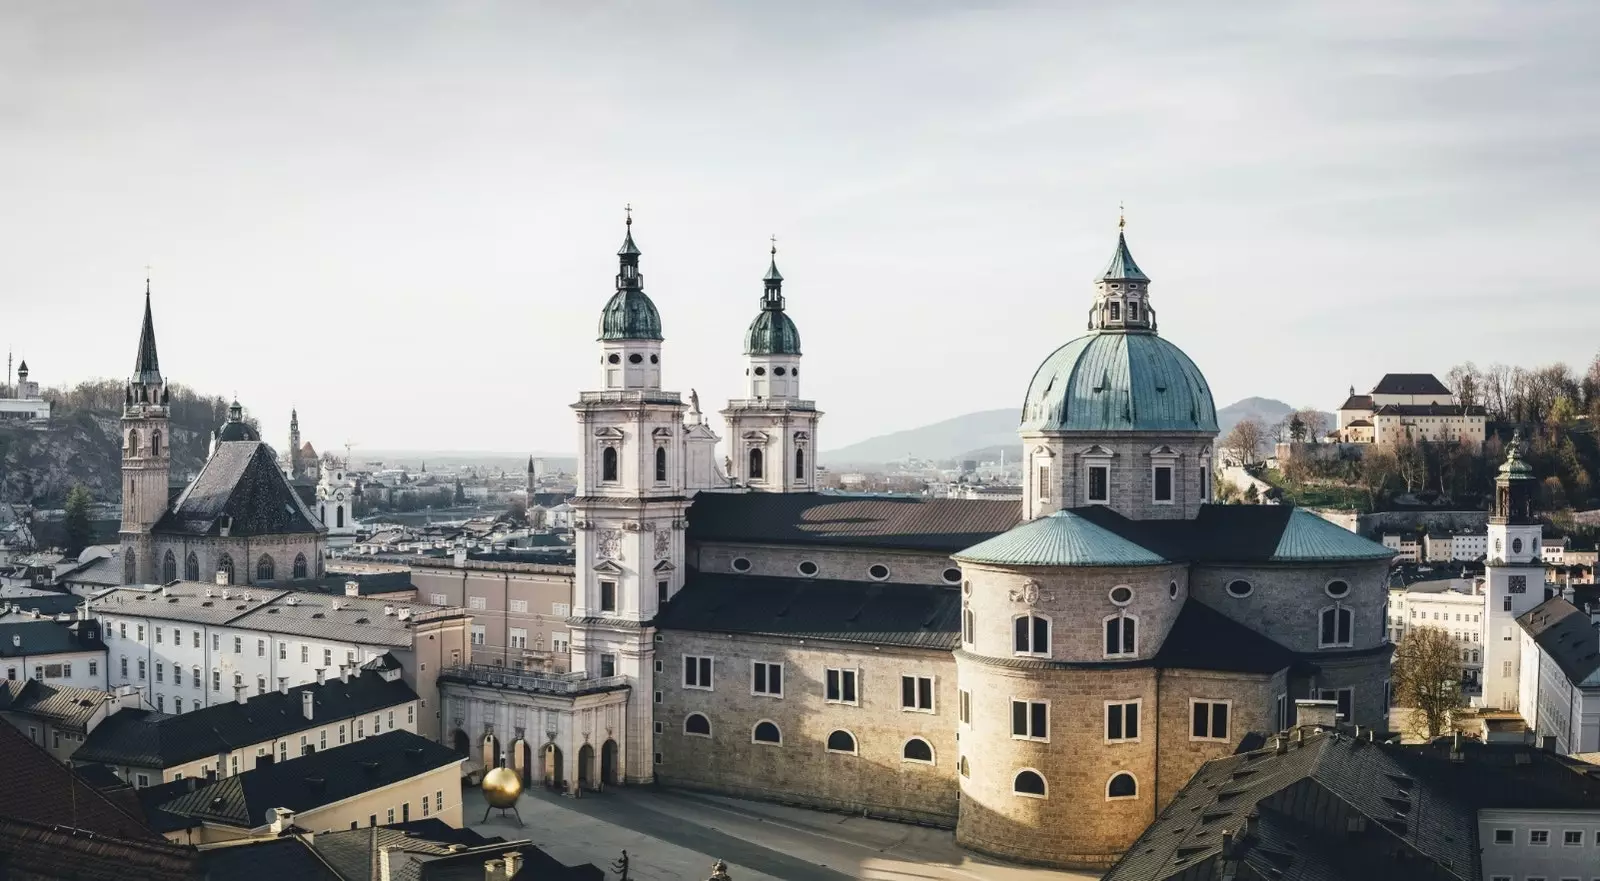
left=135, top=279, right=162, bottom=385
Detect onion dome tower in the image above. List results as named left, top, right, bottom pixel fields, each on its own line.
left=596, top=208, right=664, bottom=391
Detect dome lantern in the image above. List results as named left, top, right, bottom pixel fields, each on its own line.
left=597, top=207, right=664, bottom=342
left=744, top=238, right=801, bottom=357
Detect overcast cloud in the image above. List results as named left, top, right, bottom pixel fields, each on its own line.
left=2, top=1, right=1596, bottom=454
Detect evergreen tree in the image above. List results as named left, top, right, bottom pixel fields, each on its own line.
left=63, top=484, right=93, bottom=554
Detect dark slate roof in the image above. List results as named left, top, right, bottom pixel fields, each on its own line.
left=1517, top=597, right=1600, bottom=688
left=1371, top=373, right=1451, bottom=396
left=656, top=573, right=960, bottom=650
left=1099, top=229, right=1149, bottom=281
left=1104, top=730, right=1479, bottom=881
left=134, top=290, right=162, bottom=382
left=1346, top=418, right=1373, bottom=427
left=686, top=492, right=1019, bottom=552
left=307, top=823, right=497, bottom=881
left=0, top=718, right=163, bottom=842
left=1372, top=403, right=1486, bottom=417
left=397, top=842, right=605, bottom=881
left=0, top=618, right=106, bottom=658
left=200, top=836, right=341, bottom=881
left=4, top=681, right=113, bottom=731
left=0, top=591, right=86, bottom=617
left=528, top=491, right=572, bottom=509
left=1339, top=394, right=1374, bottom=410
left=155, top=730, right=461, bottom=829
left=1071, top=505, right=1394, bottom=564
left=1392, top=737, right=1600, bottom=811
left=1153, top=601, right=1296, bottom=674
left=153, top=441, right=324, bottom=537
left=75, top=669, right=418, bottom=768
left=0, top=815, right=198, bottom=881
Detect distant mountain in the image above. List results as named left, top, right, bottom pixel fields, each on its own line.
left=1217, top=397, right=1335, bottom=440
left=822, top=409, right=1019, bottom=467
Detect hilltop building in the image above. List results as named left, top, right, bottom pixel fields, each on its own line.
left=437, top=215, right=1396, bottom=871
left=1335, top=373, right=1486, bottom=446
left=0, top=357, right=51, bottom=424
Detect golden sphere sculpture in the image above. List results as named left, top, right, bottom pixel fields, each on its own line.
left=482, top=766, right=523, bottom=808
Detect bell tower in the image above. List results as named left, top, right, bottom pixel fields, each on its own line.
left=119, top=283, right=171, bottom=584
left=1481, top=430, right=1544, bottom=711
left=723, top=239, right=821, bottom=491
left=570, top=211, right=686, bottom=784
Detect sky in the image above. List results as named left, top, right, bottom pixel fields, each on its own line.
left=2, top=1, right=1597, bottom=455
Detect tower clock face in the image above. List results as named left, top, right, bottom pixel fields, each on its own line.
left=336, top=491, right=346, bottom=501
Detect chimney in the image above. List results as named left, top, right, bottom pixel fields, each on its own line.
left=1542, top=735, right=1558, bottom=752
left=315, top=667, right=326, bottom=685
left=1272, top=735, right=1287, bottom=755
left=1294, top=699, right=1339, bottom=729
left=502, top=851, right=523, bottom=876
left=380, top=845, right=400, bottom=881
left=483, top=858, right=505, bottom=881
left=234, top=684, right=248, bottom=705
left=279, top=677, right=289, bottom=695
left=1449, top=730, right=1465, bottom=763
left=339, top=665, right=350, bottom=684
left=160, top=585, right=169, bottom=598
left=302, top=691, right=315, bottom=721
left=384, top=604, right=395, bottom=616
left=1220, top=830, right=1236, bottom=858
left=345, top=581, right=361, bottom=597
left=268, top=807, right=295, bottom=835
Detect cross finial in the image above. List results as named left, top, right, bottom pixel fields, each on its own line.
left=770, top=233, right=777, bottom=256
left=1118, top=203, right=1125, bottom=231
left=624, top=203, right=632, bottom=227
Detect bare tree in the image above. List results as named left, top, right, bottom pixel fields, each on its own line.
left=1392, top=627, right=1467, bottom=741
left=1394, top=438, right=1427, bottom=494
left=1447, top=362, right=1482, bottom=407
left=1482, top=363, right=1511, bottom=421
left=1295, top=407, right=1329, bottom=443
left=1224, top=416, right=1268, bottom=467
left=1268, top=418, right=1290, bottom=444
left=1358, top=447, right=1399, bottom=510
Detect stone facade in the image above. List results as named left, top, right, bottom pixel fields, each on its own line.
left=1022, top=434, right=1213, bottom=522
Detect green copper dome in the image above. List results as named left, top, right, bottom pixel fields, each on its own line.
left=597, top=217, right=664, bottom=341
left=744, top=249, right=800, bottom=355
left=1021, top=332, right=1217, bottom=433
left=954, top=509, right=1168, bottom=567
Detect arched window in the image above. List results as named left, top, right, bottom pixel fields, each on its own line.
left=962, top=607, right=975, bottom=645
left=184, top=552, right=200, bottom=581
left=292, top=554, right=308, bottom=579
left=161, top=551, right=177, bottom=583
left=217, top=554, right=234, bottom=585
left=655, top=446, right=667, bottom=483
left=1319, top=605, right=1353, bottom=647
left=826, top=730, right=857, bottom=754
left=126, top=429, right=139, bottom=457
left=1104, top=613, right=1138, bottom=657
left=256, top=555, right=275, bottom=582
left=1013, top=614, right=1050, bottom=656
left=174, top=697, right=182, bottom=713
left=902, top=737, right=934, bottom=764
left=752, top=720, right=781, bottom=745
left=320, top=504, right=326, bottom=524
left=336, top=506, right=345, bottom=528
left=748, top=448, right=764, bottom=481
left=959, top=755, right=970, bottom=777
left=1013, top=769, right=1047, bottom=798
left=1107, top=772, right=1138, bottom=799
left=123, top=550, right=137, bottom=585
left=795, top=448, right=805, bottom=480
left=601, top=447, right=618, bottom=482
left=684, top=713, right=711, bottom=737
left=191, top=666, right=200, bottom=689
left=150, top=429, right=162, bottom=457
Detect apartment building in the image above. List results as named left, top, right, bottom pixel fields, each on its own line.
left=405, top=557, right=574, bottom=673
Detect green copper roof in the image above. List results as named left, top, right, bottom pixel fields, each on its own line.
left=598, top=217, right=663, bottom=341
left=1021, top=332, right=1217, bottom=433
left=1099, top=230, right=1149, bottom=282
left=953, top=510, right=1169, bottom=568
left=1498, top=429, right=1534, bottom=480
left=745, top=310, right=801, bottom=355
left=1270, top=509, right=1394, bottom=562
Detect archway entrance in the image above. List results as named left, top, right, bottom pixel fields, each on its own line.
left=512, top=740, right=533, bottom=786
left=451, top=729, right=470, bottom=756
left=483, top=735, right=501, bottom=769
left=542, top=743, right=564, bottom=789
left=577, top=743, right=595, bottom=790
left=600, top=739, right=620, bottom=786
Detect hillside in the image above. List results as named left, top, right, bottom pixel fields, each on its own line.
left=822, top=409, right=1019, bottom=466
left=0, top=381, right=232, bottom=507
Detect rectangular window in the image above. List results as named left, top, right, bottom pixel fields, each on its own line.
left=1036, top=466, right=1049, bottom=500
left=1493, top=826, right=1514, bottom=842
left=279, top=642, right=286, bottom=660
left=212, top=670, right=221, bottom=691
left=471, top=626, right=486, bottom=646
left=257, top=638, right=265, bottom=657
left=192, top=631, right=200, bottom=648
left=1191, top=700, right=1231, bottom=741
left=339, top=724, right=346, bottom=744
left=155, top=627, right=162, bottom=644
left=959, top=689, right=971, bottom=725
left=156, top=663, right=163, bottom=683
left=138, top=660, right=146, bottom=680
left=1011, top=699, right=1048, bottom=741
left=658, top=580, right=669, bottom=605
left=137, top=625, right=144, bottom=641
left=684, top=656, right=713, bottom=689
left=467, top=596, right=486, bottom=610
left=600, top=653, right=616, bottom=677
left=901, top=675, right=934, bottom=712
left=212, top=633, right=220, bottom=651
left=1153, top=465, right=1173, bottom=503
left=1106, top=700, right=1140, bottom=742
left=232, top=636, right=241, bottom=654
left=751, top=662, right=783, bottom=697
left=825, top=668, right=859, bottom=705
left=1530, top=829, right=1549, bottom=845
left=320, top=730, right=327, bottom=750
left=1318, top=688, right=1354, bottom=721
left=120, top=657, right=127, bottom=678
left=119, top=623, right=126, bottom=639
left=599, top=581, right=617, bottom=613
left=509, top=628, right=528, bottom=649
left=961, top=607, right=974, bottom=645
left=552, top=602, right=570, bottom=617
left=324, top=649, right=332, bottom=667
left=407, top=704, right=415, bottom=724
left=1562, top=830, right=1582, bottom=845
left=88, top=661, right=97, bottom=677
left=430, top=593, right=447, bottom=606
left=551, top=633, right=569, bottom=654
left=1087, top=465, right=1110, bottom=503
left=509, top=599, right=528, bottom=613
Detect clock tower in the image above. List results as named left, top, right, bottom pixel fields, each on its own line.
left=317, top=456, right=358, bottom=548
left=1481, top=430, right=1544, bottom=711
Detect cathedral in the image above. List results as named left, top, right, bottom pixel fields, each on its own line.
left=438, top=214, right=1396, bottom=871
left=118, top=289, right=328, bottom=587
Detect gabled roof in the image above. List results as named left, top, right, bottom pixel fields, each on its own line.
left=953, top=510, right=1169, bottom=567
left=304, top=822, right=499, bottom=881
left=1340, top=394, right=1375, bottom=411
left=75, top=669, right=418, bottom=769
left=1371, top=373, right=1451, bottom=396
left=1152, top=601, right=1296, bottom=674
left=656, top=573, right=960, bottom=650
left=1068, top=505, right=1394, bottom=564
left=687, top=491, right=1019, bottom=553
left=0, top=618, right=106, bottom=658
left=1518, top=597, right=1600, bottom=687
left=155, top=730, right=461, bottom=829
left=200, top=836, right=342, bottom=881
left=1, top=681, right=112, bottom=731
left=0, top=718, right=165, bottom=842
left=155, top=441, right=324, bottom=537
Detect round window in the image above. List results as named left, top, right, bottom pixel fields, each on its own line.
left=942, top=567, right=962, bottom=585
left=1512, top=538, right=1523, bottom=554
left=868, top=564, right=890, bottom=581
left=774, top=366, right=786, bottom=376
left=628, top=353, right=643, bottom=364
left=796, top=560, right=819, bottom=577
left=1109, top=586, right=1133, bottom=606
left=607, top=354, right=621, bottom=364
left=754, top=367, right=767, bottom=376
left=731, top=557, right=752, bottom=573
left=1226, top=580, right=1253, bottom=598
left=1325, top=580, right=1350, bottom=598
left=1168, top=581, right=1179, bottom=600
left=962, top=580, right=972, bottom=596
left=650, top=354, right=659, bottom=364
left=791, top=367, right=799, bottom=376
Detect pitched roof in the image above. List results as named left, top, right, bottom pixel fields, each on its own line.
left=1371, top=373, right=1451, bottom=396
left=75, top=669, right=418, bottom=769
left=154, top=441, right=324, bottom=537
left=0, top=618, right=106, bottom=658
left=1517, top=597, right=1600, bottom=687
left=305, top=822, right=498, bottom=881
left=1395, top=737, right=1600, bottom=811
left=656, top=573, right=960, bottom=650
left=953, top=510, right=1169, bottom=567
left=1372, top=403, right=1486, bottom=417
left=3, top=680, right=114, bottom=731
left=154, top=730, right=461, bottom=829
left=86, top=584, right=436, bottom=648
left=135, top=290, right=162, bottom=383
left=686, top=492, right=1019, bottom=552
left=1070, top=505, right=1394, bottom=564
left=200, top=837, right=342, bottom=881
left=0, top=815, right=198, bottom=881
left=1153, top=600, right=1297, bottom=674
left=0, top=717, right=165, bottom=842
left=1340, top=394, right=1375, bottom=410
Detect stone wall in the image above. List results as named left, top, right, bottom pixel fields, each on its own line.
left=1188, top=560, right=1389, bottom=656
left=1021, top=432, right=1213, bottom=522
left=960, top=561, right=1191, bottom=662
left=654, top=629, right=958, bottom=825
